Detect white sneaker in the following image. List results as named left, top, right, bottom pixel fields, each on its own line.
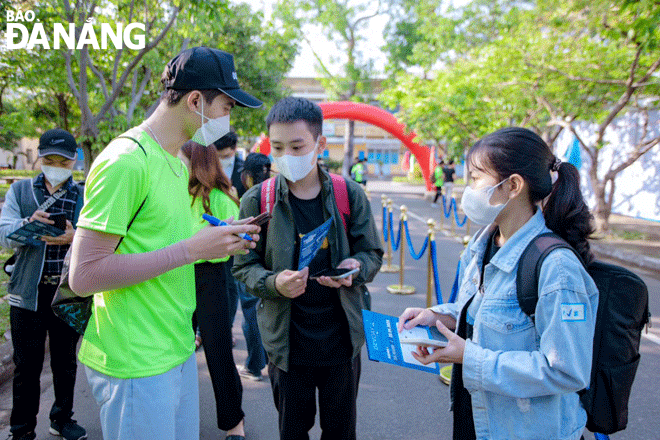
left=236, top=364, right=264, bottom=381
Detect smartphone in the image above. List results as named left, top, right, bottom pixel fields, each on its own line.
left=310, top=267, right=359, bottom=280
left=248, top=212, right=272, bottom=227
left=49, top=212, right=67, bottom=231
left=399, top=325, right=449, bottom=348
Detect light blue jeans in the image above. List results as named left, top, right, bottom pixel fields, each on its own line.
left=85, top=354, right=199, bottom=440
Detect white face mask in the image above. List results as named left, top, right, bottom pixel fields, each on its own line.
left=220, top=155, right=235, bottom=178
left=272, top=138, right=319, bottom=183
left=191, top=98, right=230, bottom=146
left=41, top=165, right=72, bottom=187
left=460, top=178, right=510, bottom=225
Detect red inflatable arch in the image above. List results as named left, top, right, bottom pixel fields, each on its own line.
left=252, top=101, right=434, bottom=191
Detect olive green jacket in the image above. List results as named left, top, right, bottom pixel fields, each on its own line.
left=232, top=167, right=384, bottom=371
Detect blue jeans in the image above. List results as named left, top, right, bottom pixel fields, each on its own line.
left=85, top=354, right=199, bottom=440
left=234, top=279, right=267, bottom=375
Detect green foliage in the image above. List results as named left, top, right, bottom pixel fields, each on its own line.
left=275, top=0, right=381, bottom=101
left=1, top=0, right=298, bottom=168
left=381, top=0, right=660, bottom=154
left=162, top=2, right=300, bottom=137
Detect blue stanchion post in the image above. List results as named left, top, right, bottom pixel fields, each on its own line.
left=381, top=195, right=388, bottom=244
left=448, top=260, right=460, bottom=303
left=386, top=205, right=415, bottom=295
left=430, top=239, right=443, bottom=306
left=380, top=198, right=400, bottom=273
left=426, top=219, right=443, bottom=307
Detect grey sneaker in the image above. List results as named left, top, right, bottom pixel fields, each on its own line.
left=236, top=364, right=263, bottom=381
left=49, top=419, right=87, bottom=440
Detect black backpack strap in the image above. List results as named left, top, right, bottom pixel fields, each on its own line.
left=112, top=135, right=148, bottom=251
left=516, top=232, right=581, bottom=323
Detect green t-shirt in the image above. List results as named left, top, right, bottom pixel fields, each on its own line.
left=434, top=165, right=444, bottom=187
left=76, top=128, right=196, bottom=379
left=190, top=188, right=240, bottom=263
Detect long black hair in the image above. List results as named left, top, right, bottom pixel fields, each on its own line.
left=467, top=127, right=594, bottom=264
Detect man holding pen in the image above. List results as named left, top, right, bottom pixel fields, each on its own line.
left=68, top=47, right=262, bottom=440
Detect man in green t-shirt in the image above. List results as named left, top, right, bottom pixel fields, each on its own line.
left=433, top=159, right=445, bottom=204
left=68, top=47, right=262, bottom=440
left=350, top=158, right=367, bottom=186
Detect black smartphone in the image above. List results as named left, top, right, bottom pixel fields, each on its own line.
left=310, top=267, right=359, bottom=280
left=49, top=212, right=67, bottom=231
left=248, top=212, right=272, bottom=227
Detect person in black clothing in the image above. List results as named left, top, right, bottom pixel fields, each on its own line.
left=0, top=129, right=87, bottom=440
left=212, top=131, right=247, bottom=198
left=443, top=159, right=456, bottom=198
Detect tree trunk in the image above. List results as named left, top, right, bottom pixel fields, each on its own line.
left=589, top=158, right=611, bottom=233
left=342, top=119, right=355, bottom=178
left=56, top=93, right=70, bottom=132
left=81, top=138, right=94, bottom=176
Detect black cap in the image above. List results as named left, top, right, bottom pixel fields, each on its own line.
left=38, top=129, right=77, bottom=160
left=162, top=47, right=262, bottom=108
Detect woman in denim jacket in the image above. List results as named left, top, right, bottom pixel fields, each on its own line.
left=399, top=127, right=598, bottom=440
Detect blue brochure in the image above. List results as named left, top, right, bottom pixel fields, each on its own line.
left=298, top=218, right=333, bottom=270
left=362, top=309, right=441, bottom=374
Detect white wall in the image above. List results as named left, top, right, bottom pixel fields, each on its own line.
left=555, top=110, right=660, bottom=221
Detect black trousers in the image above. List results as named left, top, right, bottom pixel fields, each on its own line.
left=10, top=283, right=80, bottom=436
left=269, top=356, right=361, bottom=440
left=194, top=261, right=244, bottom=431
left=433, top=187, right=443, bottom=203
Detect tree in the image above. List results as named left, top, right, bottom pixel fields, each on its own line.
left=381, top=0, right=660, bottom=231
left=2, top=0, right=299, bottom=173
left=276, top=0, right=385, bottom=177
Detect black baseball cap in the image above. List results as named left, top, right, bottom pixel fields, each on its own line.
left=38, top=129, right=78, bottom=160
left=162, top=47, right=262, bottom=108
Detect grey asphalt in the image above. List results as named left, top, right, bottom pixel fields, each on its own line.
left=1, top=187, right=658, bottom=440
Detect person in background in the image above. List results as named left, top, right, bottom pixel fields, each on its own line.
left=212, top=131, right=246, bottom=198
left=179, top=140, right=248, bottom=439
left=398, top=127, right=598, bottom=440
left=443, top=159, right=456, bottom=198
left=433, top=159, right=445, bottom=204
left=240, top=153, right=271, bottom=191
left=232, top=152, right=272, bottom=381
left=0, top=129, right=86, bottom=440
left=350, top=157, right=368, bottom=187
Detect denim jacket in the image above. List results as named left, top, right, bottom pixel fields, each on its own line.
left=431, top=210, right=598, bottom=440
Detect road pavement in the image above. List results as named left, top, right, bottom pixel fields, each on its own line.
left=0, top=190, right=658, bottom=440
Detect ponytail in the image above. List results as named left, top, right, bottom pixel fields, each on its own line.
left=467, top=127, right=595, bottom=264
left=543, top=160, right=595, bottom=264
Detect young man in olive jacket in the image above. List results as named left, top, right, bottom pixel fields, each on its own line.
left=232, top=97, right=383, bottom=440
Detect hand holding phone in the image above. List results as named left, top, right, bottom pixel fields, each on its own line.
left=310, top=267, right=359, bottom=280
left=48, top=212, right=67, bottom=231
left=247, top=212, right=271, bottom=227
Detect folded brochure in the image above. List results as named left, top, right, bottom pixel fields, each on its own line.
left=362, top=309, right=448, bottom=374
left=297, top=217, right=333, bottom=270
left=7, top=220, right=64, bottom=246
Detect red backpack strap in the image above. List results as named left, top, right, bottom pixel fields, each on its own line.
left=260, top=177, right=277, bottom=215
left=330, top=173, right=350, bottom=234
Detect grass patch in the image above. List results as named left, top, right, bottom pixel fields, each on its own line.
left=611, top=229, right=647, bottom=241
left=0, top=170, right=85, bottom=180
left=0, top=251, right=12, bottom=337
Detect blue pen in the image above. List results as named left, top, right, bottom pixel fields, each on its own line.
left=202, top=214, right=253, bottom=241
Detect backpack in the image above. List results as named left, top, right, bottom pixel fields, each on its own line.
left=516, top=232, right=650, bottom=435
left=260, top=173, right=350, bottom=233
